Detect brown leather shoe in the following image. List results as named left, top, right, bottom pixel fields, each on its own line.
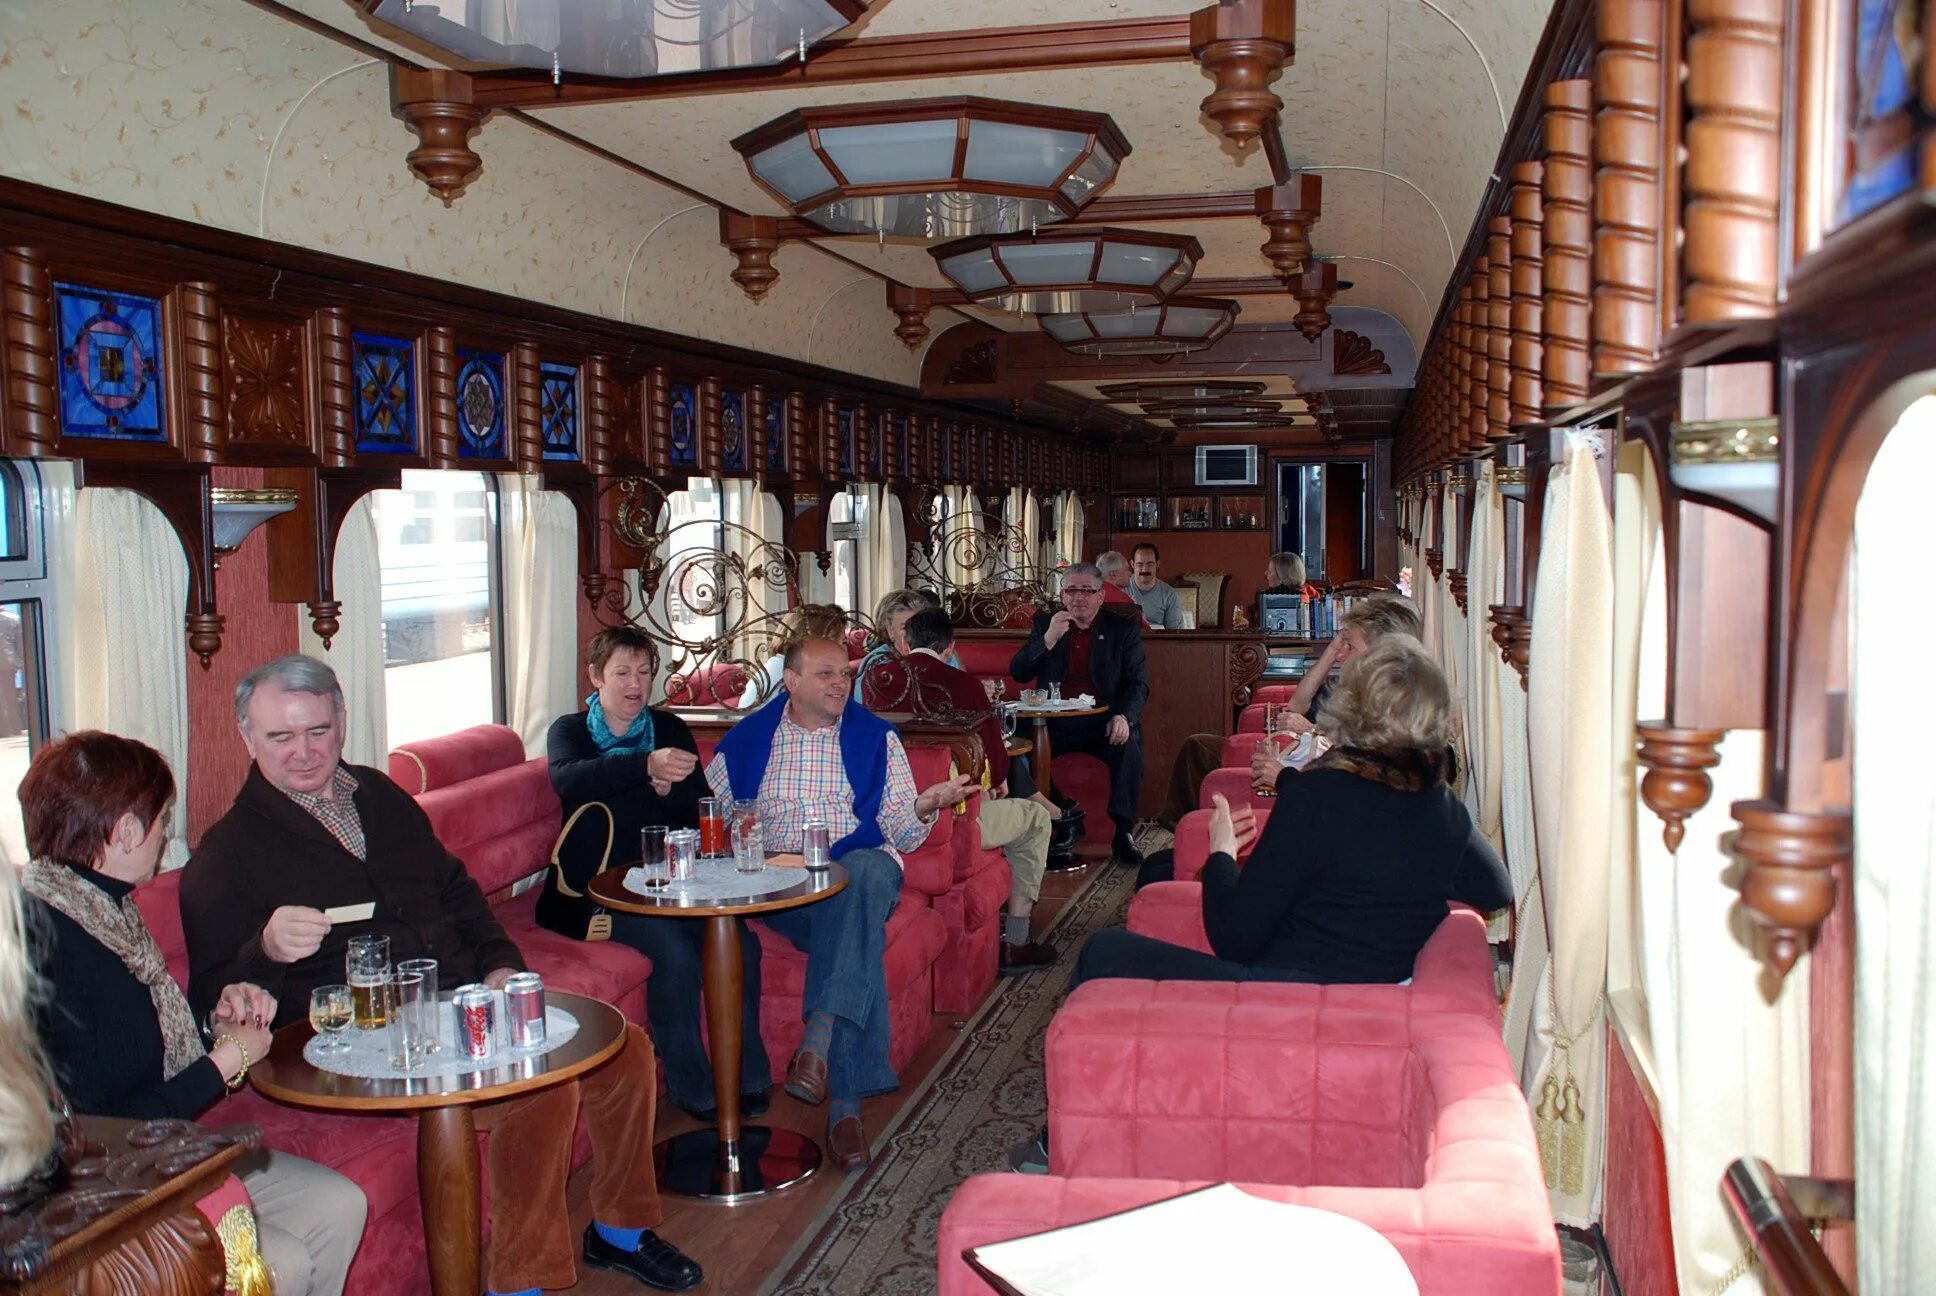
left=828, top=1115, right=870, bottom=1169
left=784, top=1049, right=828, bottom=1106
left=999, top=939, right=1059, bottom=975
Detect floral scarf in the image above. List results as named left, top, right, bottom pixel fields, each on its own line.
left=1304, top=745, right=1451, bottom=792
left=587, top=692, right=656, bottom=754
left=21, top=858, right=204, bottom=1080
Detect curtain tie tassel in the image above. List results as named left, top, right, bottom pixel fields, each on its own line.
left=1535, top=1076, right=1562, bottom=1188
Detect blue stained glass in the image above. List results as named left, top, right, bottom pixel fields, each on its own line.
left=352, top=331, right=417, bottom=454
left=539, top=362, right=580, bottom=461
left=870, top=412, right=886, bottom=477
left=669, top=383, right=698, bottom=467
left=765, top=397, right=787, bottom=470
left=721, top=389, right=747, bottom=470
left=56, top=283, right=167, bottom=441
left=839, top=409, right=856, bottom=476
left=941, top=423, right=953, bottom=477
left=455, top=349, right=505, bottom=459
left=1843, top=0, right=1922, bottom=221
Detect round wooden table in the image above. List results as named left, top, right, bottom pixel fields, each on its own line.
left=1013, top=703, right=1107, bottom=793
left=588, top=861, right=850, bottom=1203
left=251, top=990, right=627, bottom=1296
left=1005, top=736, right=1034, bottom=758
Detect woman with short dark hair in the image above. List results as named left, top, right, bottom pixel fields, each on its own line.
left=19, top=731, right=366, bottom=1295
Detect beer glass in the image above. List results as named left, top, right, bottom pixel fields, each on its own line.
left=346, top=935, right=391, bottom=1029
left=639, top=825, right=669, bottom=891
left=698, top=796, right=728, bottom=858
left=733, top=810, right=765, bottom=874
left=386, top=969, right=427, bottom=1071
left=999, top=702, right=1019, bottom=741
left=397, top=958, right=439, bottom=1054
left=309, top=984, right=352, bottom=1054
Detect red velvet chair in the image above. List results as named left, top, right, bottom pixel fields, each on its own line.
left=1236, top=701, right=1272, bottom=732
left=936, top=794, right=1016, bottom=1015
left=663, top=661, right=750, bottom=707
left=1198, top=765, right=1274, bottom=816
left=1220, top=730, right=1270, bottom=769
left=1248, top=683, right=1301, bottom=707
left=1168, top=805, right=1272, bottom=883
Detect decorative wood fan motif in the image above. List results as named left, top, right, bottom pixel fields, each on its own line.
left=1331, top=330, right=1392, bottom=375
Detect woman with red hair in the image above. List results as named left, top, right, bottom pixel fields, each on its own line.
left=18, top=730, right=365, bottom=1295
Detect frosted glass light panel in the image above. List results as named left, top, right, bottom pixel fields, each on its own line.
left=361, top=0, right=866, bottom=78
left=735, top=98, right=1129, bottom=237
left=1042, top=298, right=1239, bottom=357
left=931, top=228, right=1201, bottom=315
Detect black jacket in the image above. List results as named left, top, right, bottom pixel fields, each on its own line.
left=29, top=871, right=227, bottom=1120
left=1201, top=750, right=1512, bottom=983
left=181, top=763, right=525, bottom=1028
left=539, top=708, right=708, bottom=939
left=1009, top=611, right=1149, bottom=724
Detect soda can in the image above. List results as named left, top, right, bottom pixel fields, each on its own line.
left=504, top=972, right=547, bottom=1049
left=667, top=828, right=701, bottom=882
left=803, top=819, right=832, bottom=871
left=452, top=984, right=496, bottom=1061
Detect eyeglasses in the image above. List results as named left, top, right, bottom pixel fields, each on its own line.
left=1062, top=586, right=1102, bottom=596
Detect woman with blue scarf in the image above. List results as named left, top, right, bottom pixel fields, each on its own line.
left=541, top=626, right=772, bottom=1121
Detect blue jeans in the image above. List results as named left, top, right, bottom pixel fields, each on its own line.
left=757, top=848, right=903, bottom=1101
left=609, top=912, right=772, bottom=1113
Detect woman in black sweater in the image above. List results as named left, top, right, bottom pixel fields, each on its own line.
left=1077, top=635, right=1511, bottom=987
left=20, top=731, right=365, bottom=1296
left=541, top=625, right=771, bottom=1120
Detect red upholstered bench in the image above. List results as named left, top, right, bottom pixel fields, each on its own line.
left=951, top=636, right=1113, bottom=846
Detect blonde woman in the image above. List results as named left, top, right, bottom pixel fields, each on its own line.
left=0, top=853, right=56, bottom=1190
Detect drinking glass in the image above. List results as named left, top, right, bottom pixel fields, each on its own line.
left=346, top=935, right=391, bottom=1029
left=667, top=828, right=701, bottom=882
left=387, top=970, right=427, bottom=1071
left=999, top=702, right=1019, bottom=741
left=1048, top=682, right=1063, bottom=704
left=733, top=811, right=765, bottom=874
left=698, top=796, right=728, bottom=858
left=397, top=958, right=439, bottom=1054
left=639, top=825, right=670, bottom=891
left=309, top=984, right=353, bottom=1054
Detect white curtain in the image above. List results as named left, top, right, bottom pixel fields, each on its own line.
left=1463, top=461, right=1505, bottom=851
left=720, top=479, right=786, bottom=663
left=1004, top=486, right=1041, bottom=586
left=64, top=488, right=190, bottom=868
left=1521, top=433, right=1614, bottom=1225
left=1854, top=393, right=1936, bottom=1292
left=829, top=484, right=905, bottom=616
left=1417, top=487, right=1440, bottom=656
left=1053, top=490, right=1085, bottom=573
left=938, top=485, right=987, bottom=590
left=496, top=474, right=579, bottom=757
left=299, top=495, right=388, bottom=770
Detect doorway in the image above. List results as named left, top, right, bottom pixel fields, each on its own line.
left=1276, top=459, right=1369, bottom=583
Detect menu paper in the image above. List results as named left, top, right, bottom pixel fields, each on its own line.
left=965, top=1183, right=1417, bottom=1296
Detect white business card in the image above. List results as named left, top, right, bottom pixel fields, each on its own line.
left=324, top=902, right=376, bottom=924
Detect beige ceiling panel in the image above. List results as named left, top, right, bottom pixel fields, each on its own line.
left=1272, top=2, right=1392, bottom=167
left=1371, top=171, right=1459, bottom=299
left=1382, top=4, right=1514, bottom=254
left=1329, top=262, right=1434, bottom=349
left=1419, top=0, right=1556, bottom=127
left=858, top=0, right=1192, bottom=38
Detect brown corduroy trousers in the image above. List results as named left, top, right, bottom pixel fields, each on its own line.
left=476, top=1023, right=661, bottom=1292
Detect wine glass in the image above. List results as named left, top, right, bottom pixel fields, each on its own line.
left=310, top=984, right=353, bottom=1054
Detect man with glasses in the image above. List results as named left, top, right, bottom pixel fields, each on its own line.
left=1010, top=562, right=1150, bottom=866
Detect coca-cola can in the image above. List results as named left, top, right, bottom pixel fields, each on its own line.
left=504, top=972, right=547, bottom=1049
left=803, top=819, right=832, bottom=871
left=452, top=984, right=496, bottom=1060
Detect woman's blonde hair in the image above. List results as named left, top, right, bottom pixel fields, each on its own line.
left=1267, top=551, right=1305, bottom=588
left=1340, top=592, right=1422, bottom=643
left=1318, top=634, right=1453, bottom=753
left=0, top=862, right=56, bottom=1187
left=870, top=589, right=934, bottom=641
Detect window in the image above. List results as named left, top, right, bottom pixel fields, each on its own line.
left=0, top=462, right=57, bottom=866
left=828, top=486, right=871, bottom=613
left=659, top=478, right=726, bottom=649
left=372, top=470, right=504, bottom=747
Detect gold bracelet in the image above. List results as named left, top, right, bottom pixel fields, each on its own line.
left=213, top=1033, right=250, bottom=1091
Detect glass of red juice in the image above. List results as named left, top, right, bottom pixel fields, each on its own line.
left=699, top=796, right=729, bottom=857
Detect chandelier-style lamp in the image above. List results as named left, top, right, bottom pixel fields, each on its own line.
left=1144, top=399, right=1283, bottom=420
left=360, top=0, right=866, bottom=79
left=934, top=228, right=1202, bottom=315
left=1040, top=297, right=1240, bottom=357
left=733, top=97, right=1131, bottom=237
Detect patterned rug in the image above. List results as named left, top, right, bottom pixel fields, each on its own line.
left=763, top=860, right=1139, bottom=1296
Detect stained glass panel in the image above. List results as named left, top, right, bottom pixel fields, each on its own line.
left=56, top=283, right=167, bottom=441
left=455, top=349, right=506, bottom=459
left=669, top=383, right=698, bottom=467
left=1842, top=0, right=1924, bottom=222
left=870, top=411, right=886, bottom=477
left=897, top=415, right=911, bottom=478
left=352, top=331, right=417, bottom=454
left=839, top=408, right=856, bottom=476
left=539, top=362, right=580, bottom=461
left=721, top=389, right=747, bottom=470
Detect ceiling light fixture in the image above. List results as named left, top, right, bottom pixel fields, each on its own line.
left=1166, top=412, right=1310, bottom=430
left=361, top=0, right=866, bottom=79
left=1098, top=380, right=1270, bottom=402
left=1041, top=297, right=1240, bottom=357
left=733, top=97, right=1131, bottom=237
left=934, top=228, right=1203, bottom=314
left=1144, top=400, right=1283, bottom=419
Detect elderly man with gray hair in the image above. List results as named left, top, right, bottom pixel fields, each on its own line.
left=182, top=654, right=706, bottom=1295
left=1092, top=551, right=1149, bottom=625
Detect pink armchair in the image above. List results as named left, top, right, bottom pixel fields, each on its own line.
left=1168, top=806, right=1272, bottom=883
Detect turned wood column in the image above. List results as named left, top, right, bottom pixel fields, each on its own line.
left=720, top=212, right=783, bottom=302
left=1487, top=217, right=1514, bottom=441
left=1468, top=258, right=1490, bottom=451
left=177, top=281, right=225, bottom=463
left=1453, top=281, right=1474, bottom=453
left=313, top=306, right=355, bottom=468
left=1509, top=162, right=1546, bottom=425
left=1541, top=80, right=1593, bottom=409
left=1, top=246, right=58, bottom=458
left=1636, top=723, right=1726, bottom=850
left=1593, top=0, right=1665, bottom=373
left=1730, top=801, right=1853, bottom=985
left=1682, top=0, right=1785, bottom=321
left=424, top=325, right=459, bottom=467
left=393, top=68, right=486, bottom=205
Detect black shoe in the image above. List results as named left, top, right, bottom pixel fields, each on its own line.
left=673, top=1088, right=772, bottom=1122
left=1000, top=938, right=1059, bottom=975
left=582, top=1224, right=703, bottom=1292
left=1111, top=833, right=1145, bottom=867
left=1008, top=1125, right=1050, bottom=1174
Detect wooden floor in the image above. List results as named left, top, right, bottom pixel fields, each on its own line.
left=560, top=846, right=1109, bottom=1295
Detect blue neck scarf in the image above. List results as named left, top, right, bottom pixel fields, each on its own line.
left=586, top=693, right=655, bottom=754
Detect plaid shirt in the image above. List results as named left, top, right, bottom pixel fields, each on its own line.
left=704, top=705, right=932, bottom=862
left=279, top=766, right=367, bottom=860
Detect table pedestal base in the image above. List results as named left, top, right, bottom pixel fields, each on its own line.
left=652, top=1126, right=820, bottom=1203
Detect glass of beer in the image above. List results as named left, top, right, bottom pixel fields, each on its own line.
left=309, top=984, right=353, bottom=1053
left=346, top=934, right=391, bottom=1029
left=639, top=825, right=669, bottom=891
left=698, top=797, right=729, bottom=858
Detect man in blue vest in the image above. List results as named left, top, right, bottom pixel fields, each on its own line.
left=704, top=635, right=975, bottom=1168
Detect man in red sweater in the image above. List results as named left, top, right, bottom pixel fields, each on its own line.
left=862, top=609, right=1057, bottom=971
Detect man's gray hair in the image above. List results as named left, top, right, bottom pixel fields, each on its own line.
left=1064, top=561, right=1104, bottom=584
left=235, top=654, right=345, bottom=729
left=1092, top=552, right=1127, bottom=577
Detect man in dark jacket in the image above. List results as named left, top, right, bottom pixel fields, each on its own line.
left=181, top=654, right=703, bottom=1296
left=1010, top=561, right=1150, bottom=864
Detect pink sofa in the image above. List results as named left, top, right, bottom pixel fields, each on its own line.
left=1167, top=805, right=1272, bottom=883
left=939, top=906, right=1555, bottom=1295
left=952, top=636, right=1112, bottom=846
